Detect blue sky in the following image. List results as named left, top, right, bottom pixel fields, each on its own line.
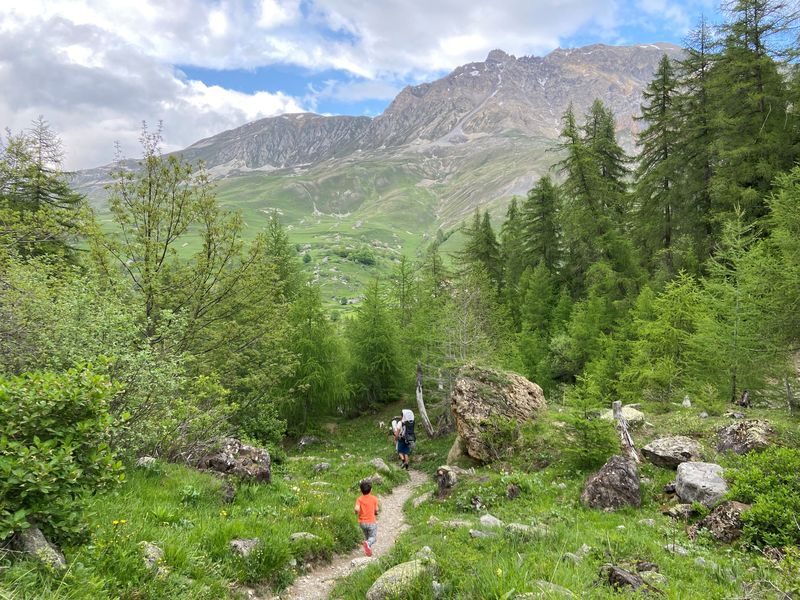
left=0, top=0, right=720, bottom=169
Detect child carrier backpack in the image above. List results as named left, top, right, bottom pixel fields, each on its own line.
left=401, top=420, right=416, bottom=443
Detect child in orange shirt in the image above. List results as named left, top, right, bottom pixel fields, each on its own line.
left=354, top=480, right=380, bottom=556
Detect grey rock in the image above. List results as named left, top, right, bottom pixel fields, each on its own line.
left=312, top=462, right=331, bottom=473
left=469, top=529, right=498, bottom=538
left=350, top=556, right=374, bottom=569
left=362, top=472, right=384, bottom=486
left=642, top=436, right=702, bottom=469
left=599, top=405, right=645, bottom=424
left=415, top=546, right=435, bottom=560
left=450, top=365, right=546, bottom=463
left=14, top=527, right=66, bottom=571
left=297, top=436, right=319, bottom=450
left=413, top=491, right=432, bottom=508
left=141, top=541, right=168, bottom=577
left=676, top=462, right=727, bottom=507
left=664, top=503, right=697, bottom=520
left=682, top=396, right=692, bottom=408
left=198, top=438, right=271, bottom=483
left=480, top=514, right=503, bottom=528
left=663, top=543, right=690, bottom=556
left=365, top=558, right=437, bottom=600
left=699, top=412, right=709, bottom=419
left=514, top=580, right=576, bottom=598
left=581, top=455, right=641, bottom=510
left=230, top=538, right=260, bottom=557
left=638, top=518, right=657, bottom=527
left=717, top=420, right=774, bottom=455
left=370, top=458, right=391, bottom=472
left=641, top=571, right=668, bottom=587
left=435, top=465, right=458, bottom=498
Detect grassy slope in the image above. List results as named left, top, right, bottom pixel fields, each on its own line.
left=2, top=399, right=797, bottom=599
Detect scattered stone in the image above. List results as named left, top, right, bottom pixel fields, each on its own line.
left=140, top=541, right=168, bottom=577
left=469, top=529, right=498, bottom=538
left=688, top=501, right=750, bottom=542
left=675, top=462, right=727, bottom=507
left=642, top=436, right=702, bottom=469
left=724, top=411, right=746, bottom=419
left=505, top=522, right=547, bottom=540
left=297, top=435, right=319, bottom=450
left=312, top=462, right=331, bottom=473
left=436, top=518, right=473, bottom=529
left=365, top=557, right=437, bottom=600
left=581, top=455, right=641, bottom=510
left=634, top=561, right=659, bottom=572
left=413, top=491, right=432, bottom=508
left=682, top=396, right=692, bottom=408
left=415, top=546, right=435, bottom=560
left=13, top=527, right=67, bottom=571
left=310, top=481, right=331, bottom=487
left=564, top=552, right=582, bottom=563
left=638, top=519, right=657, bottom=527
left=716, top=420, right=774, bottom=455
left=198, top=438, right=271, bottom=483
left=694, top=557, right=718, bottom=569
left=507, top=483, right=521, bottom=500
left=230, top=538, right=260, bottom=557
left=450, top=364, right=546, bottom=462
left=663, top=503, right=696, bottom=520
left=699, top=412, right=709, bottom=419
left=370, top=458, right=391, bottom=472
left=663, top=543, right=690, bottom=556
left=616, top=525, right=626, bottom=530
left=362, top=473, right=384, bottom=486
left=599, top=405, right=645, bottom=424
left=435, top=465, right=458, bottom=498
left=350, top=556, right=374, bottom=570
left=480, top=514, right=503, bottom=528
left=600, top=565, right=648, bottom=593
left=663, top=482, right=676, bottom=494
left=641, top=571, right=668, bottom=587
left=290, top=532, right=320, bottom=542
left=555, top=482, right=567, bottom=490
left=522, top=580, right=576, bottom=598
left=135, top=456, right=157, bottom=468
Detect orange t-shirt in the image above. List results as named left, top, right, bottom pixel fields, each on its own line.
left=356, top=494, right=379, bottom=523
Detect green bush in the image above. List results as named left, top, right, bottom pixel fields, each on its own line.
left=727, top=447, right=800, bottom=547
left=0, top=367, right=123, bottom=543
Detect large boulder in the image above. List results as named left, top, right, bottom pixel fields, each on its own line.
left=675, top=462, right=727, bottom=507
left=581, top=455, right=641, bottom=510
left=599, top=405, right=645, bottom=425
left=716, top=420, right=774, bottom=454
left=365, top=556, right=437, bottom=600
left=12, top=527, right=66, bottom=571
left=450, top=365, right=546, bottom=462
left=198, top=438, right=271, bottom=483
left=642, top=436, right=702, bottom=469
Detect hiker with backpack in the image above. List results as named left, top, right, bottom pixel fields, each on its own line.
left=398, top=409, right=416, bottom=470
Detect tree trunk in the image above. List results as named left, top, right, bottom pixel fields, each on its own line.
left=612, top=401, right=640, bottom=463
left=786, top=378, right=795, bottom=415
left=416, top=362, right=435, bottom=437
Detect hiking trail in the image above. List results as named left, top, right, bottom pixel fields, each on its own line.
left=281, top=468, right=429, bottom=600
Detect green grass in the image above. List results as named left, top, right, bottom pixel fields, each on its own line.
left=4, top=398, right=796, bottom=599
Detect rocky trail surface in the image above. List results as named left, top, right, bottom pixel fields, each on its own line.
left=280, top=468, right=429, bottom=600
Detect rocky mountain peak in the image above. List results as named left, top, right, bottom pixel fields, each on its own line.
left=486, top=49, right=514, bottom=63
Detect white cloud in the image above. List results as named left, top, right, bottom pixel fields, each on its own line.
left=0, top=0, right=713, bottom=169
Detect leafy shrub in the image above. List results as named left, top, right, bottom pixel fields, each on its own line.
left=727, top=447, right=800, bottom=547
left=0, top=367, right=123, bottom=543
left=232, top=539, right=292, bottom=587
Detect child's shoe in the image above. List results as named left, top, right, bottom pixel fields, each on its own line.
left=363, top=541, right=372, bottom=556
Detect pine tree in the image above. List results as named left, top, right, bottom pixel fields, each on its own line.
left=521, top=175, right=561, bottom=273
left=347, top=278, right=401, bottom=407
left=635, top=54, right=683, bottom=274
left=709, top=0, right=798, bottom=223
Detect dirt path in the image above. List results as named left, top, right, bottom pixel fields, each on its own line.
left=282, top=469, right=429, bottom=600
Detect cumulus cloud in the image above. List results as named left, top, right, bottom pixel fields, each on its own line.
left=0, top=0, right=707, bottom=168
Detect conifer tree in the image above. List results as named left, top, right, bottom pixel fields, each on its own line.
left=521, top=175, right=561, bottom=273
left=635, top=54, right=683, bottom=274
